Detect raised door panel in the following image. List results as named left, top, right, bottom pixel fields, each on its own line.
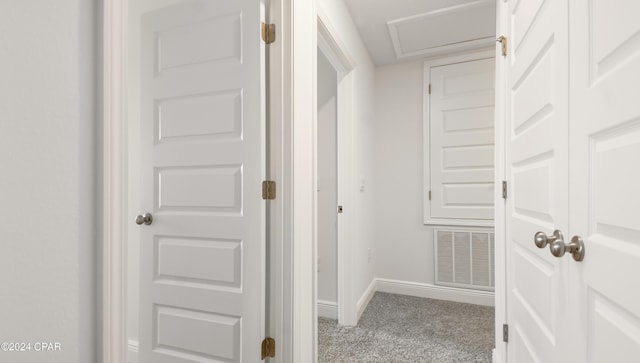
left=430, top=58, right=496, bottom=221
left=137, top=1, right=265, bottom=362
left=505, top=0, right=571, bottom=362
left=569, top=1, right=640, bottom=361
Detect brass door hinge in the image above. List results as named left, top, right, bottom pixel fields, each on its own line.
left=261, top=337, right=275, bottom=359
left=428, top=190, right=432, bottom=201
left=262, top=180, right=276, bottom=200
left=262, top=22, right=276, bottom=44
left=497, top=36, right=507, bottom=57
left=428, top=83, right=432, bottom=94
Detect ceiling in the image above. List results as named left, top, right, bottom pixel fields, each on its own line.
left=342, top=0, right=496, bottom=65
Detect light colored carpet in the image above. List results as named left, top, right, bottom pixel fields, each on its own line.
left=318, top=292, right=494, bottom=362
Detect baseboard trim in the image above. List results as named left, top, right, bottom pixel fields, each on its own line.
left=127, top=340, right=139, bottom=363
left=356, top=279, right=377, bottom=322
left=376, top=278, right=494, bottom=306
left=317, top=300, right=338, bottom=319
left=492, top=348, right=502, bottom=363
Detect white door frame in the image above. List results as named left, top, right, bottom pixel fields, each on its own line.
left=317, top=8, right=357, bottom=326
left=102, top=0, right=128, bottom=361
left=102, top=0, right=318, bottom=362
left=493, top=1, right=508, bottom=363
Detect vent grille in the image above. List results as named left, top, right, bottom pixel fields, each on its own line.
left=435, top=229, right=494, bottom=291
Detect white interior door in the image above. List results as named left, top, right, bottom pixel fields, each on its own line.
left=569, top=1, right=640, bottom=361
left=430, top=58, right=495, bottom=221
left=137, top=1, right=265, bottom=362
left=504, top=0, right=572, bottom=362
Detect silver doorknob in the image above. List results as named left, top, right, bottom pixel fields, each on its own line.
left=135, top=213, right=153, bottom=225
left=534, top=230, right=564, bottom=249
left=550, top=235, right=585, bottom=262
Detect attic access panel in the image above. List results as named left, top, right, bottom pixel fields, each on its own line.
left=388, top=1, right=496, bottom=59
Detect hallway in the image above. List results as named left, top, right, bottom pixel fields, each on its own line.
left=318, top=293, right=494, bottom=362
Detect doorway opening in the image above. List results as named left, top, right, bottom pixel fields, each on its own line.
left=314, top=14, right=357, bottom=328
left=316, top=48, right=339, bottom=320
left=313, top=2, right=500, bottom=362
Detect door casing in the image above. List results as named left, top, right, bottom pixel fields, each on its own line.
left=317, top=7, right=357, bottom=327
left=102, top=0, right=316, bottom=362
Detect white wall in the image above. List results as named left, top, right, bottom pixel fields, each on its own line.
left=373, top=60, right=436, bottom=284
left=0, top=1, right=98, bottom=362
left=317, top=51, right=338, bottom=304
left=372, top=58, right=496, bottom=308
left=317, top=0, right=377, bottom=311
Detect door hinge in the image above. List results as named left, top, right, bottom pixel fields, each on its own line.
left=497, top=36, right=507, bottom=57
left=261, top=337, right=276, bottom=359
left=261, top=22, right=276, bottom=44
left=428, top=190, right=432, bottom=201
left=503, top=324, right=509, bottom=342
left=262, top=180, right=276, bottom=200
left=428, top=83, right=432, bottom=94
left=337, top=205, right=343, bottom=213
left=502, top=181, right=507, bottom=199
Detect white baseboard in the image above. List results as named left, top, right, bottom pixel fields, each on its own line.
left=317, top=300, right=338, bottom=319
left=127, top=340, right=139, bottom=363
left=356, top=279, right=377, bottom=322
left=375, top=278, right=494, bottom=307
left=492, top=348, right=502, bottom=363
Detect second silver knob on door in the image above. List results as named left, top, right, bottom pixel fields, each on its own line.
left=534, top=230, right=585, bottom=262
left=534, top=230, right=564, bottom=248
left=135, top=213, right=153, bottom=225
left=550, top=235, right=585, bottom=262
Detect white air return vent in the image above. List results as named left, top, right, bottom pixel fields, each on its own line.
left=435, top=228, right=494, bottom=291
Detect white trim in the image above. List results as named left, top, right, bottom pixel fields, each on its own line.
left=376, top=278, right=495, bottom=307
left=317, top=12, right=355, bottom=71
left=317, top=300, right=338, bottom=320
left=317, top=6, right=358, bottom=327
left=350, top=278, right=496, bottom=324
left=127, top=340, right=139, bottom=363
left=356, top=279, right=377, bottom=322
left=287, top=0, right=317, bottom=361
left=422, top=48, right=495, bottom=227
left=267, top=0, right=291, bottom=362
left=127, top=340, right=139, bottom=354
left=425, top=218, right=495, bottom=227
left=493, top=1, right=509, bottom=362
left=103, top=0, right=128, bottom=362
left=492, top=348, right=503, bottom=363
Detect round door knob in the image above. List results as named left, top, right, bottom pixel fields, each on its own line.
left=135, top=213, right=153, bottom=225
left=534, top=230, right=563, bottom=249
left=550, top=235, right=585, bottom=262
left=534, top=232, right=550, bottom=248
left=550, top=239, right=567, bottom=258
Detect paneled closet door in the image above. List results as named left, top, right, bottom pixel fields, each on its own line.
left=504, top=0, right=572, bottom=362
left=569, top=1, right=640, bottom=361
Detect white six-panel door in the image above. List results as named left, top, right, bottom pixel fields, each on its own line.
left=504, top=0, right=572, bottom=362
left=137, top=1, right=265, bottom=362
left=569, top=1, right=640, bottom=361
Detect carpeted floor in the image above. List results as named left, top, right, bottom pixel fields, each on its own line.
left=318, top=292, right=494, bottom=362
